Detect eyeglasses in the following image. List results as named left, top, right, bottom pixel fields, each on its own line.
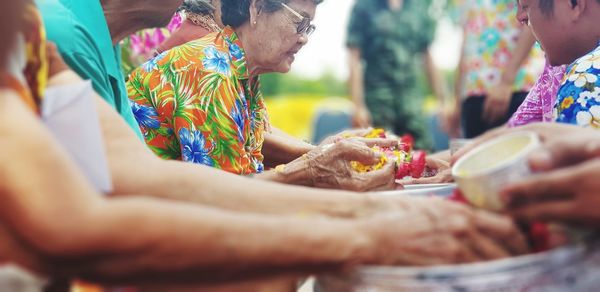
left=280, top=3, right=316, bottom=36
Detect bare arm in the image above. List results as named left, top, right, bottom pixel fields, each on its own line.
left=454, top=35, right=467, bottom=112
left=499, top=27, right=537, bottom=86
left=0, top=89, right=528, bottom=284
left=45, top=70, right=387, bottom=217
left=348, top=47, right=371, bottom=128
left=423, top=50, right=448, bottom=105
left=94, top=93, right=377, bottom=217
left=349, top=48, right=365, bottom=110
left=261, top=127, right=315, bottom=168
left=0, top=89, right=374, bottom=284
left=482, top=27, right=538, bottom=123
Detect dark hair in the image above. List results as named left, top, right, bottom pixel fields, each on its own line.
left=180, top=0, right=215, bottom=16
left=538, top=0, right=600, bottom=14
left=221, top=0, right=324, bottom=28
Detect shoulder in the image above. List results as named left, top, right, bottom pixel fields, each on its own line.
left=37, top=0, right=104, bottom=71
left=556, top=46, right=600, bottom=127
left=561, top=46, right=600, bottom=93
left=164, top=34, right=236, bottom=77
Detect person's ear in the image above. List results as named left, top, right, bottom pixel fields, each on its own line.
left=567, top=0, right=586, bottom=19
left=249, top=0, right=264, bottom=27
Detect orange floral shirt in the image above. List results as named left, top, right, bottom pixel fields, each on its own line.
left=127, top=27, right=270, bottom=175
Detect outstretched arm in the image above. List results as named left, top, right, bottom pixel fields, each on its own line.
left=0, top=89, right=373, bottom=285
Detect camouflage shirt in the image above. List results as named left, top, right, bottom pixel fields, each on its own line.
left=347, top=0, right=436, bottom=143
left=347, top=0, right=435, bottom=89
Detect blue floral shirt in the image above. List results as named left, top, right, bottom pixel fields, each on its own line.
left=554, top=42, right=600, bottom=128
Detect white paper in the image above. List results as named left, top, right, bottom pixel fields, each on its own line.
left=42, top=81, right=113, bottom=193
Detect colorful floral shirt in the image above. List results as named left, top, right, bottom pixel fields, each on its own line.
left=454, top=0, right=544, bottom=99
left=508, top=62, right=566, bottom=127
left=3, top=1, right=47, bottom=114
left=127, top=27, right=269, bottom=175
left=554, top=42, right=600, bottom=128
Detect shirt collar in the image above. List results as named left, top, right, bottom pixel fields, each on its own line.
left=220, top=26, right=249, bottom=80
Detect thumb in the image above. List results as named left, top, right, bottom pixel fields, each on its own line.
left=530, top=135, right=600, bottom=172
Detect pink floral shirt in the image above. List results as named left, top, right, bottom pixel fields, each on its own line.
left=507, top=62, right=567, bottom=127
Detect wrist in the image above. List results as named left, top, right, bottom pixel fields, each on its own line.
left=500, top=72, right=516, bottom=86
left=343, top=220, right=377, bottom=265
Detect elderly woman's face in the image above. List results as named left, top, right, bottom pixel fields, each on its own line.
left=251, top=0, right=317, bottom=74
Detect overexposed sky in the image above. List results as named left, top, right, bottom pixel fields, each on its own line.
left=290, top=0, right=463, bottom=80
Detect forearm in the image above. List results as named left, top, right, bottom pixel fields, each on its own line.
left=262, top=129, right=315, bottom=168
left=94, top=96, right=374, bottom=218
left=0, top=92, right=372, bottom=284
left=424, top=50, right=448, bottom=103
left=500, top=28, right=537, bottom=84
left=131, top=157, right=373, bottom=218
left=60, top=198, right=370, bottom=285
left=255, top=154, right=312, bottom=186
left=454, top=33, right=467, bottom=108
left=348, top=48, right=366, bottom=108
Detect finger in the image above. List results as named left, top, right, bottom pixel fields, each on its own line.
left=501, top=168, right=580, bottom=207
left=355, top=162, right=396, bottom=191
left=466, top=229, right=512, bottom=260
left=426, top=157, right=450, bottom=169
left=399, top=174, right=447, bottom=185
left=337, top=140, right=380, bottom=165
left=457, top=240, right=484, bottom=263
left=529, top=135, right=600, bottom=172
left=510, top=201, right=579, bottom=224
left=403, top=168, right=453, bottom=185
left=353, top=137, right=399, bottom=148
left=343, top=128, right=372, bottom=138
left=474, top=210, right=529, bottom=255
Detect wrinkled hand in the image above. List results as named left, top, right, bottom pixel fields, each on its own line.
left=305, top=139, right=396, bottom=192
left=360, top=198, right=529, bottom=265
left=399, top=154, right=453, bottom=185
left=483, top=83, right=513, bottom=124
left=320, top=128, right=399, bottom=148
left=501, top=131, right=600, bottom=227
left=352, top=106, right=372, bottom=129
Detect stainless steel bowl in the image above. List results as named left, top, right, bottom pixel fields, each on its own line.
left=317, top=239, right=600, bottom=292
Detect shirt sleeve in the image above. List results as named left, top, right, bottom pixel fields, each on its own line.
left=554, top=58, right=600, bottom=128
left=413, top=0, right=436, bottom=53
left=346, top=2, right=369, bottom=49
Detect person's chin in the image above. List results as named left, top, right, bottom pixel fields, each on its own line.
left=276, top=62, right=292, bottom=74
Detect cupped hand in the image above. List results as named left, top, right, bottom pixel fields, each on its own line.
left=306, top=139, right=396, bottom=192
